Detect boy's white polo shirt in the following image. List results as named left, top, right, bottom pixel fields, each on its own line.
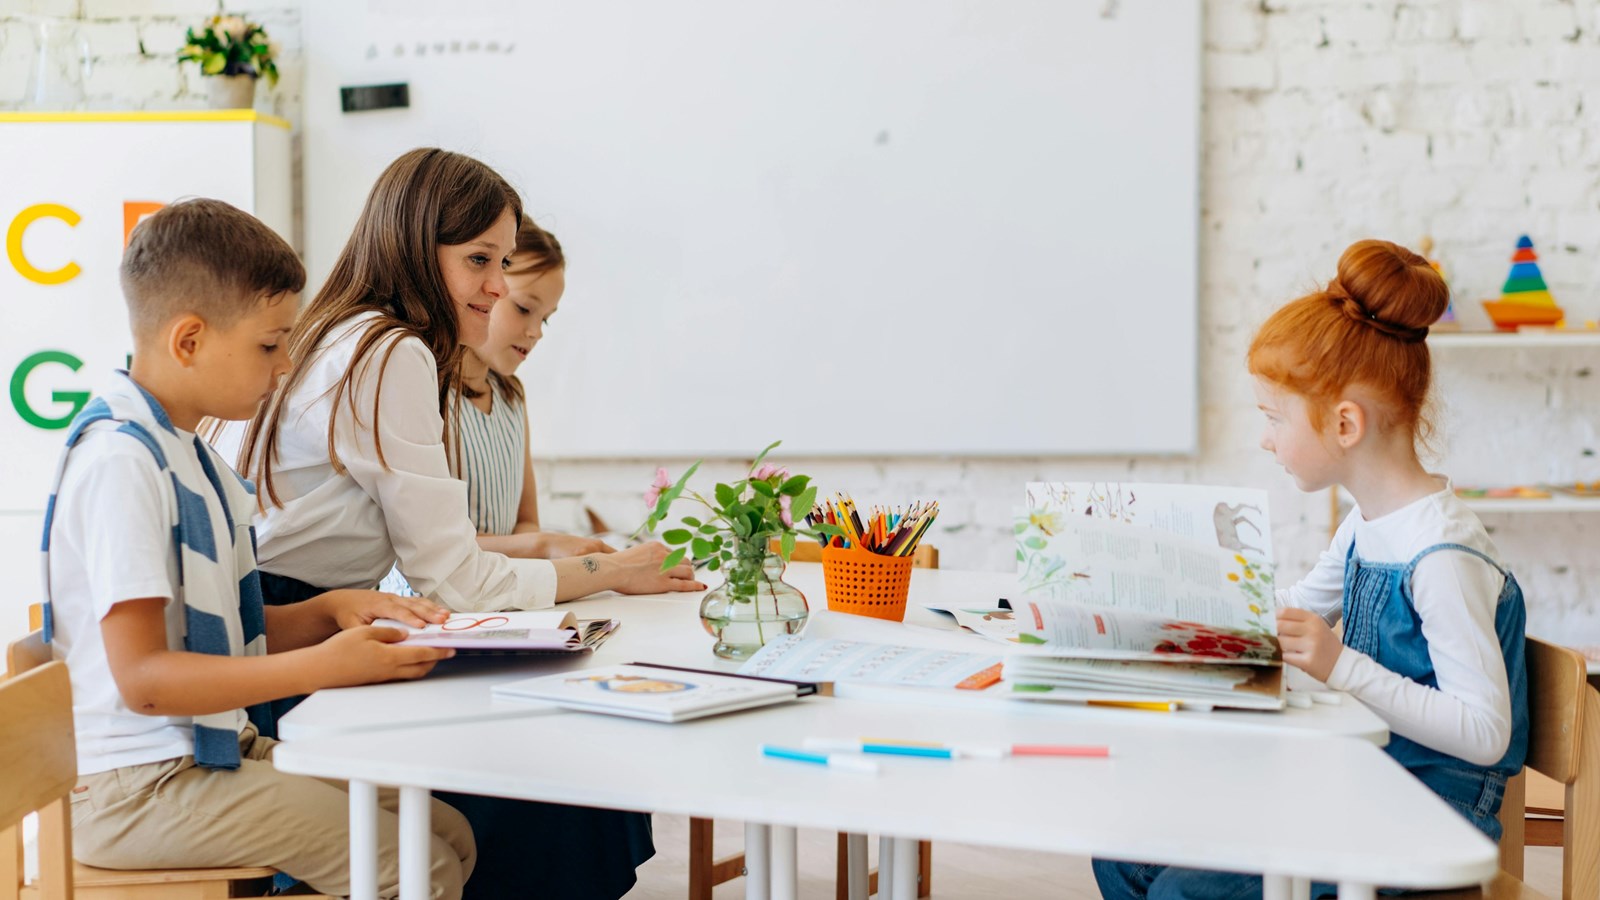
left=48, top=421, right=241, bottom=774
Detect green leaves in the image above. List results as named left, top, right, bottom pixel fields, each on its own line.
left=792, top=486, right=817, bottom=521
left=749, top=440, right=782, bottom=473
left=632, top=442, right=826, bottom=575
left=176, top=16, right=280, bottom=84
left=659, top=547, right=688, bottom=572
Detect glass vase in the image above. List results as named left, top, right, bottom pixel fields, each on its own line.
left=698, top=534, right=808, bottom=660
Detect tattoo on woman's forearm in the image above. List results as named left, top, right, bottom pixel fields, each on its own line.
left=582, top=557, right=599, bottom=573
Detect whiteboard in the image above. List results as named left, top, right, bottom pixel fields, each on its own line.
left=303, top=1, right=1198, bottom=457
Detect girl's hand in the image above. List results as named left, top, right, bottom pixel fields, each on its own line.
left=1275, top=607, right=1343, bottom=682
left=529, top=532, right=616, bottom=560
left=317, top=589, right=451, bottom=630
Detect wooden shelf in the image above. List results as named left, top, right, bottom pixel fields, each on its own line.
left=1459, top=496, right=1600, bottom=513
left=1429, top=331, right=1600, bottom=348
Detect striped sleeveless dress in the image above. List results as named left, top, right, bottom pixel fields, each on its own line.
left=378, top=388, right=525, bottom=596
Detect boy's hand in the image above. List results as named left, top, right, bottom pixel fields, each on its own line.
left=319, top=589, right=450, bottom=630
left=612, top=542, right=705, bottom=594
left=315, top=626, right=454, bottom=687
left=1275, top=607, right=1343, bottom=682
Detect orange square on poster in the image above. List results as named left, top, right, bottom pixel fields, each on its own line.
left=123, top=201, right=163, bottom=247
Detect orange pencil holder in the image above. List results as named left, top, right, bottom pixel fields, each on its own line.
left=821, top=544, right=914, bottom=621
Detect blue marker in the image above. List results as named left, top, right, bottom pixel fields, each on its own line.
left=761, top=744, right=880, bottom=774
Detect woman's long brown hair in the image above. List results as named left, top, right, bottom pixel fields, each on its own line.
left=235, top=147, right=523, bottom=508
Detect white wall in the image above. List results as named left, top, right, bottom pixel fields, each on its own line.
left=5, top=0, right=1600, bottom=647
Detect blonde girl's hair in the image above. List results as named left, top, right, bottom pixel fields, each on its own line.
left=472, top=214, right=566, bottom=405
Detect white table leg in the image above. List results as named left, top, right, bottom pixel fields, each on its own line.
left=1292, top=876, right=1311, bottom=900
left=890, top=837, right=917, bottom=900
left=1338, top=883, right=1375, bottom=900
left=398, top=786, right=431, bottom=900
left=878, top=835, right=895, bottom=897
left=846, top=833, right=869, bottom=900
left=348, top=780, right=378, bottom=900
left=744, top=822, right=771, bottom=900
left=770, top=825, right=797, bottom=900
left=1263, top=874, right=1290, bottom=900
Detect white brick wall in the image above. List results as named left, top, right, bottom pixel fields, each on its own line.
left=6, top=0, right=1600, bottom=645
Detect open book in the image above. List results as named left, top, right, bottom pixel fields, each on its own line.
left=1008, top=483, right=1284, bottom=710
left=492, top=664, right=804, bottom=722
left=374, top=610, right=617, bottom=654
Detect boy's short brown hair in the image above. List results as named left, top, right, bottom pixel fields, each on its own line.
left=120, top=198, right=305, bottom=336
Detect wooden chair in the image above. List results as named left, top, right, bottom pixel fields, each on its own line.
left=1435, top=636, right=1600, bottom=900
left=6, top=631, right=296, bottom=900
left=687, top=544, right=938, bottom=900
left=1, top=659, right=75, bottom=900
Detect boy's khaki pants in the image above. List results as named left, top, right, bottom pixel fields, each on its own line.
left=70, top=725, right=476, bottom=900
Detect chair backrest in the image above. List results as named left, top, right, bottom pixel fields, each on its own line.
left=1492, top=636, right=1598, bottom=900
left=1521, top=637, right=1588, bottom=784
left=8, top=629, right=51, bottom=678
left=0, top=661, right=76, bottom=900
left=772, top=540, right=940, bottom=569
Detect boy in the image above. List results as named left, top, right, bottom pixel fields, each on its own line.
left=42, top=198, right=475, bottom=899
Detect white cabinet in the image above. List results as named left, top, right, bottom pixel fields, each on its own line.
left=0, top=110, right=292, bottom=647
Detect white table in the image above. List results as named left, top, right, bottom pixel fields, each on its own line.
left=281, top=564, right=1389, bottom=744
left=276, top=694, right=1496, bottom=900
left=275, top=564, right=1455, bottom=900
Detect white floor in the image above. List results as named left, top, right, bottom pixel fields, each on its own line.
left=626, top=815, right=1566, bottom=899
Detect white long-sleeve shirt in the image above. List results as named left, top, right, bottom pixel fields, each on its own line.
left=1280, top=478, right=1514, bottom=767
left=213, top=312, right=557, bottom=611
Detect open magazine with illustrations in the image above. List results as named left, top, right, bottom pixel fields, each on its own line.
left=374, top=610, right=618, bottom=655
left=1009, top=483, right=1284, bottom=710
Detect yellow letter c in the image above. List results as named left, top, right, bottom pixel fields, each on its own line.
left=7, top=203, right=82, bottom=285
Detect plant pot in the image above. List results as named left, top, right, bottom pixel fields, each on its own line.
left=207, top=74, right=256, bottom=110
left=698, top=535, right=807, bottom=660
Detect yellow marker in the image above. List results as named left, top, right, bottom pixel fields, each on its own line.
left=1087, top=700, right=1177, bottom=712
left=861, top=738, right=943, bottom=748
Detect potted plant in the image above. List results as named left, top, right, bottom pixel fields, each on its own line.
left=640, top=441, right=839, bottom=659
left=178, top=14, right=280, bottom=109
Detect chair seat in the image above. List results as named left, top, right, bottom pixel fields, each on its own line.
left=20, top=861, right=296, bottom=900
left=71, top=862, right=280, bottom=886
left=1428, top=870, right=1552, bottom=900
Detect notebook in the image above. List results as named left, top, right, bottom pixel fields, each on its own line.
left=491, top=664, right=805, bottom=722
left=374, top=610, right=617, bottom=654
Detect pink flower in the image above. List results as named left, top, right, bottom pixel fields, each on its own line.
left=778, top=494, right=794, bottom=527
left=754, top=463, right=789, bottom=482
left=644, top=467, right=672, bottom=508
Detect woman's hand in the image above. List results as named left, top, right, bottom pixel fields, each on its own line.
left=316, top=589, right=451, bottom=630
left=1275, top=607, right=1343, bottom=682
left=609, top=542, right=705, bottom=595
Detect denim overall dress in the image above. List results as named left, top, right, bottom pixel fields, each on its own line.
left=1340, top=540, right=1530, bottom=842
left=1092, top=541, right=1529, bottom=900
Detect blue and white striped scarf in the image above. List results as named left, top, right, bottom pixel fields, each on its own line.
left=41, top=371, right=270, bottom=769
